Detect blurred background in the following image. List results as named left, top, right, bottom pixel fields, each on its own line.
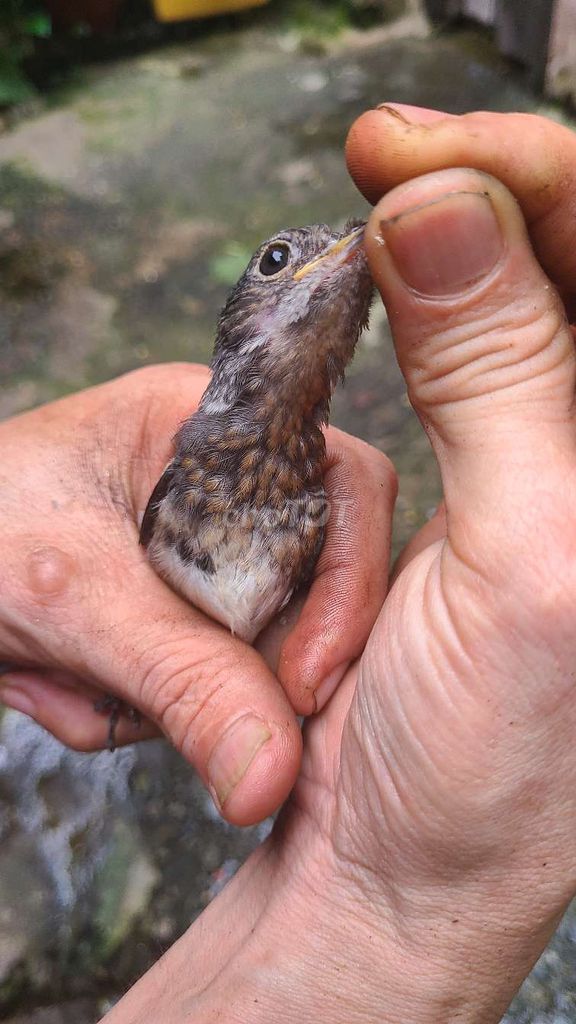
left=1, top=1, right=575, bottom=1021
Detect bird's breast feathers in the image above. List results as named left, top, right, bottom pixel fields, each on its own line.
left=143, top=478, right=326, bottom=642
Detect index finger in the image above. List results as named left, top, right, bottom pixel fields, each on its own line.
left=346, top=107, right=576, bottom=303
left=276, top=428, right=397, bottom=715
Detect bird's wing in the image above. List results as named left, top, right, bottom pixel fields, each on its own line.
left=139, top=462, right=176, bottom=547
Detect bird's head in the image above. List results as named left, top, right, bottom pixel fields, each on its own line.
left=205, top=221, right=373, bottom=422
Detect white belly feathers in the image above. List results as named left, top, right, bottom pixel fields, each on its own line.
left=148, top=525, right=293, bottom=643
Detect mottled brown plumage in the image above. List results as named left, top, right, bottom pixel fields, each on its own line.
left=140, top=221, right=373, bottom=641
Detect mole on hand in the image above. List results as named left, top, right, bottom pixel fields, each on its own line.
left=140, top=221, right=373, bottom=643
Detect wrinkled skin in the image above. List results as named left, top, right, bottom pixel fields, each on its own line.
left=0, top=363, right=392, bottom=826
left=99, top=108, right=576, bottom=1024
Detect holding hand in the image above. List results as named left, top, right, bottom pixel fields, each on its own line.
left=347, top=104, right=576, bottom=312
left=326, top=164, right=576, bottom=1020
left=105, top=113, right=576, bottom=1024
left=0, top=364, right=392, bottom=825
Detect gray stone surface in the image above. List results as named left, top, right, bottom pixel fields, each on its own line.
left=0, top=709, right=266, bottom=1018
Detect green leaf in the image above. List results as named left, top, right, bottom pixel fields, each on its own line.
left=22, top=12, right=52, bottom=37
left=209, top=241, right=252, bottom=286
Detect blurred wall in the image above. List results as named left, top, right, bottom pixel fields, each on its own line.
left=425, top=0, right=570, bottom=93
left=547, top=0, right=576, bottom=102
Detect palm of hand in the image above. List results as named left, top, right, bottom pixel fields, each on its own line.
left=281, top=501, right=576, bottom=958
left=278, top=170, right=576, bottom=932
left=0, top=362, right=391, bottom=825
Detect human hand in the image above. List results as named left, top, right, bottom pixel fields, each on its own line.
left=347, top=103, right=576, bottom=315
left=103, top=144, right=576, bottom=1022
left=346, top=103, right=576, bottom=573
left=0, top=364, right=393, bottom=825
left=318, top=166, right=576, bottom=1021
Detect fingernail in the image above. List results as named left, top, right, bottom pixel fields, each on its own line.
left=0, top=680, right=36, bottom=717
left=313, top=661, right=350, bottom=713
left=376, top=103, right=414, bottom=123
left=380, top=191, right=504, bottom=298
left=207, top=714, right=272, bottom=809
left=376, top=103, right=450, bottom=126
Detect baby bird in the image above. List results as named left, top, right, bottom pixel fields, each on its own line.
left=140, top=221, right=373, bottom=642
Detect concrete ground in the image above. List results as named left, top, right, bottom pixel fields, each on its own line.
left=0, top=6, right=575, bottom=1021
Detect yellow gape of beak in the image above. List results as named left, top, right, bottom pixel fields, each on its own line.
left=292, top=224, right=365, bottom=282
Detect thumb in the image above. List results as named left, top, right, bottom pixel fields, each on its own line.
left=364, top=169, right=576, bottom=565
left=1, top=541, right=302, bottom=828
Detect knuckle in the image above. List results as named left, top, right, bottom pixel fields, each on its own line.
left=326, top=430, right=398, bottom=498
left=367, top=447, right=398, bottom=497
left=134, top=635, right=236, bottom=747
left=415, top=288, right=569, bottom=410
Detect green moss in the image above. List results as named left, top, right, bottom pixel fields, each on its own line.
left=92, top=821, right=158, bottom=961
left=274, top=0, right=390, bottom=42
left=0, top=960, right=29, bottom=1014
left=279, top=0, right=350, bottom=38
left=0, top=162, right=63, bottom=209
left=0, top=49, right=36, bottom=106
left=0, top=2, right=52, bottom=109
left=209, top=240, right=252, bottom=285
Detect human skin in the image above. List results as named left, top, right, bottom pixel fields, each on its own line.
left=102, top=111, right=576, bottom=1023
left=0, top=364, right=393, bottom=826
left=345, top=103, right=576, bottom=559
left=346, top=104, right=576, bottom=315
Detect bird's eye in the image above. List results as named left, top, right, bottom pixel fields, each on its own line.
left=258, top=242, right=291, bottom=276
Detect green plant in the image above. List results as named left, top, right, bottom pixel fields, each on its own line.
left=209, top=241, right=252, bottom=286
left=0, top=1, right=51, bottom=108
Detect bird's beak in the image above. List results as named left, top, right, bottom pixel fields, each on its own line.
left=293, top=223, right=366, bottom=282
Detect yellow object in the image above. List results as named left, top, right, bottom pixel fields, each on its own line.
left=153, top=0, right=269, bottom=21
